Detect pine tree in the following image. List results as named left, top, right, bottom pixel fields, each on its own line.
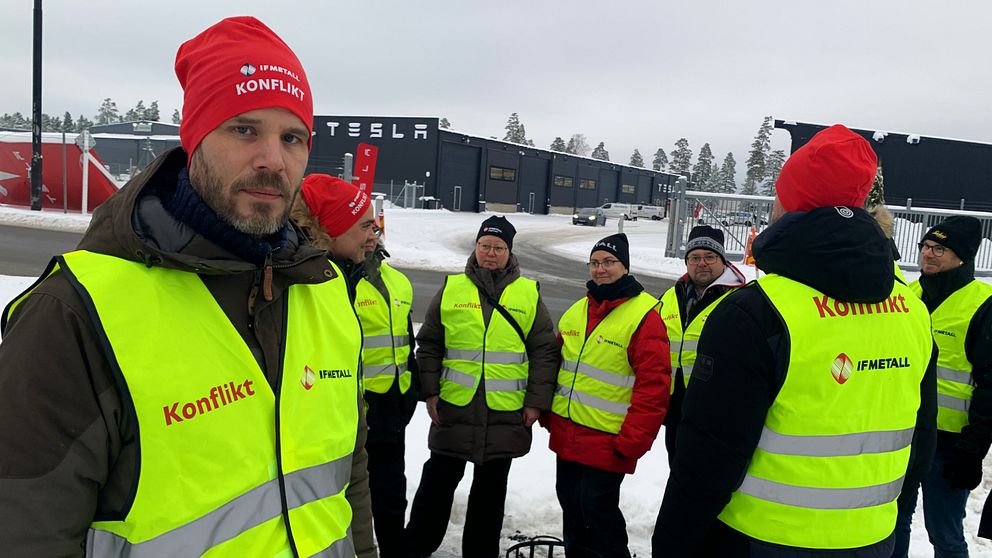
left=568, top=133, right=590, bottom=156
left=75, top=114, right=94, bottom=132
left=125, top=100, right=147, bottom=122
left=172, top=109, right=182, bottom=125
left=40, top=113, right=54, bottom=132
left=692, top=143, right=714, bottom=190
left=62, top=111, right=74, bottom=132
left=865, top=160, right=885, bottom=208
left=145, top=100, right=160, bottom=121
left=761, top=149, right=786, bottom=196
left=591, top=142, right=610, bottom=161
left=742, top=116, right=773, bottom=195
left=439, top=117, right=451, bottom=129
left=1, top=112, right=29, bottom=128
left=96, top=98, right=120, bottom=125
left=652, top=148, right=669, bottom=171
left=517, top=123, right=529, bottom=145
left=669, top=138, right=693, bottom=175
left=503, top=112, right=524, bottom=143
left=629, top=148, right=644, bottom=167
left=718, top=152, right=738, bottom=193
left=550, top=137, right=567, bottom=152
left=705, top=162, right=720, bottom=192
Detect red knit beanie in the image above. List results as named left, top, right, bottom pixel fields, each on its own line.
left=775, top=124, right=878, bottom=212
left=300, top=174, right=372, bottom=237
left=175, top=16, right=313, bottom=156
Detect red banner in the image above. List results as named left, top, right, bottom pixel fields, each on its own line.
left=352, top=143, right=379, bottom=192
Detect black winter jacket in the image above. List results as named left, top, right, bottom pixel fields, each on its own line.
left=653, top=207, right=938, bottom=557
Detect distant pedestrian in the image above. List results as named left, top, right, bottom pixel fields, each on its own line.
left=659, top=225, right=745, bottom=463
left=548, top=233, right=670, bottom=557
left=405, top=216, right=558, bottom=558
left=653, top=124, right=936, bottom=556
left=895, top=215, right=992, bottom=557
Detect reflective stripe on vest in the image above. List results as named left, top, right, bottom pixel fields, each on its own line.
left=910, top=279, right=992, bottom=433
left=58, top=251, right=360, bottom=557
left=659, top=287, right=731, bottom=388
left=438, top=274, right=538, bottom=410
left=553, top=292, right=660, bottom=434
left=355, top=263, right=413, bottom=395
left=718, top=274, right=931, bottom=549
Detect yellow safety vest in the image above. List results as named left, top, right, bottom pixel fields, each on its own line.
left=438, top=274, right=538, bottom=411
left=553, top=292, right=660, bottom=434
left=659, top=286, right=733, bottom=389
left=32, top=251, right=360, bottom=558
left=718, top=274, right=931, bottom=549
left=355, top=262, right=413, bottom=395
left=910, top=279, right=992, bottom=433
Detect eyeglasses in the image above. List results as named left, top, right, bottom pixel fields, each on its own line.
left=477, top=243, right=508, bottom=255
left=687, top=254, right=720, bottom=265
left=587, top=259, right=621, bottom=270
left=918, top=242, right=946, bottom=257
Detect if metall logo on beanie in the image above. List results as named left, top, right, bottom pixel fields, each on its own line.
left=595, top=241, right=617, bottom=251
left=235, top=62, right=307, bottom=101
left=483, top=226, right=503, bottom=235
left=240, top=63, right=256, bottom=76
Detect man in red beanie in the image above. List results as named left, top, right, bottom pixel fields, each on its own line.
left=294, top=174, right=421, bottom=557
left=653, top=124, right=937, bottom=556
left=0, top=17, right=376, bottom=557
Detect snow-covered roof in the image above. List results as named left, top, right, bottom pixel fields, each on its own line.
left=776, top=119, right=992, bottom=148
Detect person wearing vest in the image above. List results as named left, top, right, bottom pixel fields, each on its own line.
left=293, top=173, right=420, bottom=558
left=895, top=216, right=992, bottom=558
left=405, top=216, right=558, bottom=558
left=546, top=233, right=670, bottom=558
left=653, top=125, right=937, bottom=557
left=0, top=18, right=376, bottom=557
left=660, top=225, right=745, bottom=464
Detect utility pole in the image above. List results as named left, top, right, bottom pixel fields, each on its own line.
left=30, top=0, right=43, bottom=210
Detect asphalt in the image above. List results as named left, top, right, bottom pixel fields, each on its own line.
left=0, top=223, right=675, bottom=320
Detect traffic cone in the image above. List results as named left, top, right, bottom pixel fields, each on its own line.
left=743, top=225, right=757, bottom=266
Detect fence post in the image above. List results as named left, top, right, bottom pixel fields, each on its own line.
left=906, top=198, right=913, bottom=210
left=961, top=198, right=966, bottom=210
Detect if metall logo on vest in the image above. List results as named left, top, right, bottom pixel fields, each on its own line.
left=595, top=335, right=624, bottom=349
left=301, top=365, right=354, bottom=390
left=831, top=353, right=910, bottom=384
left=163, top=380, right=257, bottom=425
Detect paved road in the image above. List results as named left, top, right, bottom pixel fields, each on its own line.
left=0, top=224, right=675, bottom=320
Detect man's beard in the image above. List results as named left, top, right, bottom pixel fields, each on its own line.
left=189, top=150, right=297, bottom=237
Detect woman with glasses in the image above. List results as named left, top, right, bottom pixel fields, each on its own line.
left=406, top=215, right=559, bottom=558
left=545, top=232, right=671, bottom=557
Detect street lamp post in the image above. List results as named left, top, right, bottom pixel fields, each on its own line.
left=30, top=0, right=43, bottom=210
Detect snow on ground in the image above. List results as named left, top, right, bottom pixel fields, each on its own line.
left=3, top=205, right=992, bottom=555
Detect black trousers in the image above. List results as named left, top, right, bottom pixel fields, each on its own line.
left=405, top=452, right=513, bottom=558
left=367, top=434, right=408, bottom=557
left=556, top=457, right=630, bottom=558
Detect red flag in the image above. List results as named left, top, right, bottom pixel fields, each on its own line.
left=352, top=143, right=379, bottom=192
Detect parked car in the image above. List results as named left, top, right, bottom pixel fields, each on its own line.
left=573, top=207, right=607, bottom=226
left=598, top=202, right=638, bottom=221
left=720, top=211, right=767, bottom=227
left=637, top=204, right=664, bottom=220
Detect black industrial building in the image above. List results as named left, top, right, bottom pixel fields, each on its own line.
left=308, top=115, right=683, bottom=214
left=88, top=121, right=181, bottom=176
left=777, top=120, right=992, bottom=211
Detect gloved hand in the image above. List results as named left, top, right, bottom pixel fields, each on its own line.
left=943, top=449, right=984, bottom=490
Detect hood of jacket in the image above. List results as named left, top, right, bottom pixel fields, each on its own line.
left=77, top=148, right=329, bottom=280
left=752, top=206, right=894, bottom=303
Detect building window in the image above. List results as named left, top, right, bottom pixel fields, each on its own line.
left=553, top=175, right=573, bottom=188
left=621, top=184, right=636, bottom=194
left=489, top=166, right=517, bottom=181
left=579, top=178, right=597, bottom=190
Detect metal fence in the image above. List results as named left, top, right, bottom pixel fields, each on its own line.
left=666, top=185, right=992, bottom=276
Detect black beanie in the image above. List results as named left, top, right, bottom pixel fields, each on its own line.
left=685, top=225, right=727, bottom=263
left=591, top=233, right=630, bottom=270
left=477, top=215, right=516, bottom=250
left=923, top=216, right=981, bottom=262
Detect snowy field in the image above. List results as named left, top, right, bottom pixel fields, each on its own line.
left=2, top=204, right=992, bottom=556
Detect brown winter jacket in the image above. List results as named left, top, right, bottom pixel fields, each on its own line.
left=0, top=148, right=376, bottom=557
left=416, top=252, right=559, bottom=464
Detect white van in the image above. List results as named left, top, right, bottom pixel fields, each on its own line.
left=597, top=202, right=639, bottom=221
left=637, top=204, right=664, bottom=220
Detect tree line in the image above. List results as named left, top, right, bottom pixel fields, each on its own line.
left=0, top=98, right=182, bottom=133
left=500, top=113, right=788, bottom=195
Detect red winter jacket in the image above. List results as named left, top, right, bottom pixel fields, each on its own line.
left=546, top=293, right=671, bottom=474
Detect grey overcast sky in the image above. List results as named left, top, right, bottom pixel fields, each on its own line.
left=3, top=1, right=991, bottom=171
